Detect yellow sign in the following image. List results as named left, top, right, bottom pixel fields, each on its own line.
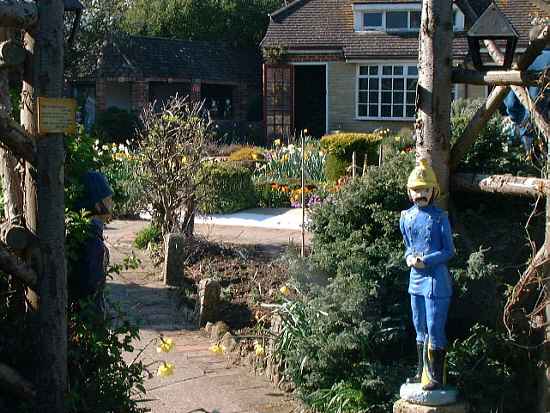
left=37, top=97, right=77, bottom=135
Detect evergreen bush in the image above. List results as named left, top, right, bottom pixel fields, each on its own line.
left=197, top=162, right=258, bottom=214
left=134, top=224, right=162, bottom=250
left=320, top=133, right=382, bottom=181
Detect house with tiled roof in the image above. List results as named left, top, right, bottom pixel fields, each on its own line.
left=72, top=35, right=262, bottom=123
left=260, top=0, right=545, bottom=139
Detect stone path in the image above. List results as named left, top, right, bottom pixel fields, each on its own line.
left=105, top=220, right=299, bottom=413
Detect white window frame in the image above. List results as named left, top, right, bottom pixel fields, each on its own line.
left=353, top=3, right=465, bottom=33
left=355, top=61, right=418, bottom=121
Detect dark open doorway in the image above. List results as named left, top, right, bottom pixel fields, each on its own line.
left=294, top=65, right=326, bottom=138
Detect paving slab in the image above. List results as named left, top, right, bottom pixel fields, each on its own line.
left=104, top=220, right=300, bottom=413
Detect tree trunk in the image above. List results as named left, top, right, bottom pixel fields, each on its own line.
left=0, top=28, right=23, bottom=225
left=21, top=1, right=67, bottom=411
left=414, top=0, right=453, bottom=209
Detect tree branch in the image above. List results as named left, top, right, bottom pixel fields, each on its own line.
left=0, top=240, right=36, bottom=287
left=449, top=85, right=510, bottom=170
left=0, top=362, right=36, bottom=399
left=452, top=173, right=550, bottom=198
left=452, top=68, right=539, bottom=86
left=0, top=109, right=35, bottom=164
left=0, top=1, right=37, bottom=28
left=450, top=24, right=550, bottom=170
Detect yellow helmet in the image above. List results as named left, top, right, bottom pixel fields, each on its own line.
left=407, top=159, right=440, bottom=197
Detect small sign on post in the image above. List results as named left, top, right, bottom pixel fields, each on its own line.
left=37, top=97, right=77, bottom=135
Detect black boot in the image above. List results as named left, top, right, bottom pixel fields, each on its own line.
left=422, top=348, right=446, bottom=391
left=406, top=342, right=424, bottom=384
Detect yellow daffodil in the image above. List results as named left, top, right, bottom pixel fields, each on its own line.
left=181, top=155, right=188, bottom=163
left=282, top=154, right=289, bottom=163
left=156, top=337, right=175, bottom=353
left=210, top=344, right=224, bottom=354
left=157, top=362, right=175, bottom=377
left=394, top=136, right=401, bottom=142
left=274, top=139, right=282, bottom=146
left=280, top=285, right=290, bottom=296
left=303, top=128, right=308, bottom=135
left=254, top=342, right=266, bottom=357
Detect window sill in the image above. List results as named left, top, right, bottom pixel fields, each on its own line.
left=355, top=117, right=415, bottom=122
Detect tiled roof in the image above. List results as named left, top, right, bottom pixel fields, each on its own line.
left=261, top=0, right=544, bottom=60
left=98, top=35, right=261, bottom=84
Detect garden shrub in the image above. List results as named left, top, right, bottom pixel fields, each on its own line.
left=197, top=162, right=258, bottom=214
left=320, top=132, right=382, bottom=181
left=134, top=224, right=162, bottom=249
left=255, top=182, right=291, bottom=208
left=276, top=148, right=539, bottom=412
left=228, top=146, right=265, bottom=161
left=451, top=98, right=533, bottom=175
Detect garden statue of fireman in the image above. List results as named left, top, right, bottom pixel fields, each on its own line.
left=399, top=159, right=455, bottom=391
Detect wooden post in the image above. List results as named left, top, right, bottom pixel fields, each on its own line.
left=414, top=0, right=453, bottom=209
left=301, top=130, right=305, bottom=257
left=21, top=1, right=67, bottom=411
left=352, top=151, right=356, bottom=179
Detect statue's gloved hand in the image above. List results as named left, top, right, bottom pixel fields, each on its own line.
left=413, top=257, right=426, bottom=269
left=406, top=255, right=416, bottom=267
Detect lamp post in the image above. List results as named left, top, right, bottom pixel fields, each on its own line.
left=467, top=2, right=519, bottom=70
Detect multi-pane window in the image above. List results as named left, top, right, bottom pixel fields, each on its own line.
left=357, top=64, right=418, bottom=119
left=363, top=10, right=421, bottom=31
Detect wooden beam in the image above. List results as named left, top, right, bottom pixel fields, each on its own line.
left=0, top=362, right=35, bottom=399
left=0, top=108, right=35, bottom=163
left=452, top=173, right=550, bottom=197
left=452, top=68, right=539, bottom=86
left=0, top=1, right=37, bottom=28
left=0, top=240, right=37, bottom=287
left=449, top=85, right=510, bottom=170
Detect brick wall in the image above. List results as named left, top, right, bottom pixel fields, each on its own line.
left=96, top=79, right=107, bottom=112
left=131, top=81, right=149, bottom=113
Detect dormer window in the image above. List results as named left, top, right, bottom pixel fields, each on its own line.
left=354, top=3, right=464, bottom=32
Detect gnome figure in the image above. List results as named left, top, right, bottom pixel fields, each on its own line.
left=399, top=159, right=455, bottom=391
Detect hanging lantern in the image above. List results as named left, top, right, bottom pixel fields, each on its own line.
left=467, top=2, right=519, bottom=70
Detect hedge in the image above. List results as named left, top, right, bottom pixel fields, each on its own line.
left=320, top=132, right=382, bottom=181
left=197, top=162, right=258, bottom=214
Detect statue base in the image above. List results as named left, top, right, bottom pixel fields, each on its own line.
left=399, top=383, right=459, bottom=406
left=393, top=398, right=468, bottom=413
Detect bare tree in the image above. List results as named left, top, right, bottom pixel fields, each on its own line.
left=136, top=95, right=212, bottom=237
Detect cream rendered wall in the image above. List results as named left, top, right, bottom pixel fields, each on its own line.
left=327, top=61, right=414, bottom=135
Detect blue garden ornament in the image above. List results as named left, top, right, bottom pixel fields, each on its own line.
left=79, top=171, right=114, bottom=212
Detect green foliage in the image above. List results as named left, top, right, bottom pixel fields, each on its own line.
left=451, top=99, right=533, bottom=175
left=255, top=139, right=326, bottom=183
left=320, top=133, right=382, bottom=181
left=123, top=0, right=284, bottom=48
left=95, top=107, right=139, bottom=144
left=447, top=324, right=537, bottom=413
left=134, top=224, right=162, bottom=249
left=66, top=303, right=146, bottom=413
left=197, top=162, right=258, bottom=214
left=255, top=182, right=291, bottom=208
left=228, top=146, right=265, bottom=161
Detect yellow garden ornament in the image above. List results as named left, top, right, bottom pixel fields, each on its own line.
left=407, top=159, right=440, bottom=198
left=157, top=362, right=175, bottom=377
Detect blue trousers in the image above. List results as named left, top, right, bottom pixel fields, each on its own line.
left=410, top=294, right=450, bottom=349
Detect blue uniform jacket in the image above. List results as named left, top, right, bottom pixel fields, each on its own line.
left=399, top=204, right=455, bottom=298
left=76, top=217, right=107, bottom=299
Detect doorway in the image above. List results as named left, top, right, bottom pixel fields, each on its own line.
left=294, top=65, right=326, bottom=138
